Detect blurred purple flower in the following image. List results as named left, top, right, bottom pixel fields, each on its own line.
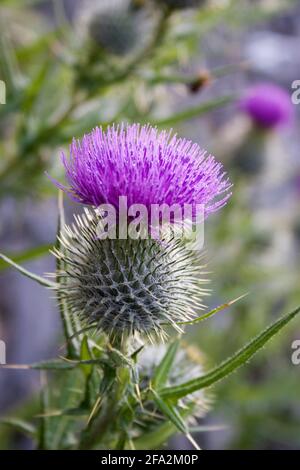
left=55, top=124, right=231, bottom=218
left=240, top=83, right=294, bottom=129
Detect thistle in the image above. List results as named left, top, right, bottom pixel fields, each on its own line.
left=51, top=123, right=231, bottom=341
left=232, top=83, right=294, bottom=176
left=2, top=118, right=300, bottom=449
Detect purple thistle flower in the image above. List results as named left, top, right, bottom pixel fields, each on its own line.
left=240, top=83, right=294, bottom=129
left=56, top=124, right=231, bottom=219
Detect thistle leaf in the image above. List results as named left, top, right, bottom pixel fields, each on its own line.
left=152, top=339, right=179, bottom=390
left=35, top=407, right=88, bottom=418
left=132, top=421, right=178, bottom=450
left=106, top=345, right=134, bottom=368
left=151, top=389, right=187, bottom=434
left=0, top=245, right=51, bottom=271
left=152, top=390, right=200, bottom=450
left=32, top=360, right=75, bottom=370
left=131, top=407, right=191, bottom=450
left=160, top=305, right=300, bottom=400
left=176, top=293, right=248, bottom=326
left=0, top=253, right=55, bottom=288
left=0, top=359, right=93, bottom=370
left=80, top=336, right=93, bottom=377
left=130, top=345, right=145, bottom=361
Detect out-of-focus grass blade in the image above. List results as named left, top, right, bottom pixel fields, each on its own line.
left=0, top=418, right=36, bottom=437
left=16, top=31, right=58, bottom=63
left=0, top=16, right=21, bottom=93
left=0, top=360, right=74, bottom=370
left=143, top=62, right=246, bottom=86
left=1, top=0, right=46, bottom=6
left=0, top=245, right=51, bottom=271
left=160, top=305, right=300, bottom=400
left=38, top=371, right=50, bottom=449
left=154, top=95, right=235, bottom=126
left=189, top=424, right=227, bottom=432
left=21, top=62, right=51, bottom=113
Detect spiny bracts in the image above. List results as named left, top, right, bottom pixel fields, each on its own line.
left=52, top=209, right=209, bottom=341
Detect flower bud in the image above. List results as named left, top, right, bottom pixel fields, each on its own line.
left=89, top=9, right=140, bottom=56
left=240, top=83, right=294, bottom=130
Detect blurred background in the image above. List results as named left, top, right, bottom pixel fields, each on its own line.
left=0, top=0, right=299, bottom=450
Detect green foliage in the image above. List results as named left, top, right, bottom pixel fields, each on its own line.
left=152, top=340, right=179, bottom=389
left=0, top=0, right=241, bottom=198
left=1, top=242, right=299, bottom=448
left=160, top=306, right=300, bottom=400
left=0, top=245, right=51, bottom=271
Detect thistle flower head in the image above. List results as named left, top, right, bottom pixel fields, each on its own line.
left=240, top=83, right=294, bottom=129
left=57, top=124, right=231, bottom=220
left=52, top=123, right=231, bottom=341
left=53, top=209, right=209, bottom=341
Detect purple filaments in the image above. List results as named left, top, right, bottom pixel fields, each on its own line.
left=55, top=124, right=232, bottom=219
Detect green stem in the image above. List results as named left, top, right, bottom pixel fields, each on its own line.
left=78, top=337, right=130, bottom=449
left=56, top=191, right=80, bottom=358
